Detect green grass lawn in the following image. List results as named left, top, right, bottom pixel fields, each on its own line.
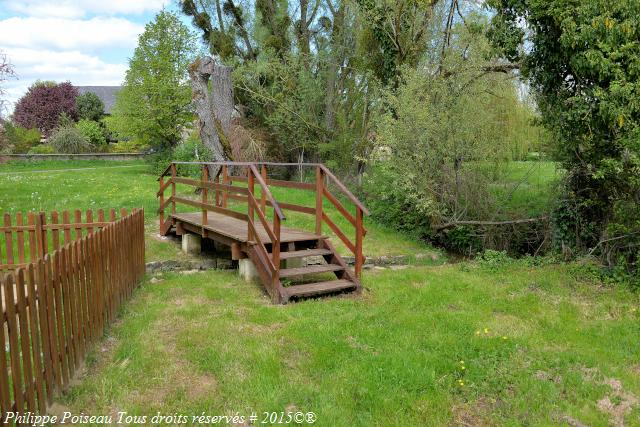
left=57, top=263, right=640, bottom=426
left=2, top=159, right=638, bottom=426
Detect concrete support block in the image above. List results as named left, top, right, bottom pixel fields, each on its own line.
left=181, top=233, right=201, bottom=255
left=239, top=258, right=260, bottom=283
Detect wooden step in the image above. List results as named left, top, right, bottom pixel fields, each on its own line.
left=279, top=264, right=344, bottom=278
left=284, top=279, right=356, bottom=298
left=277, top=248, right=332, bottom=260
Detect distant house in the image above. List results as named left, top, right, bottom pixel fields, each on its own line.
left=75, top=86, right=121, bottom=115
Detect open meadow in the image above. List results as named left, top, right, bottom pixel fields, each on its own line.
left=0, top=160, right=638, bottom=426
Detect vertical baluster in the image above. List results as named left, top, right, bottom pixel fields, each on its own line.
left=159, top=174, right=165, bottom=233
left=248, top=169, right=255, bottom=241
left=202, top=165, right=209, bottom=226
left=315, top=166, right=324, bottom=235
left=355, top=207, right=364, bottom=278
left=170, top=163, right=177, bottom=215
left=222, top=165, right=229, bottom=208
left=261, top=165, right=267, bottom=213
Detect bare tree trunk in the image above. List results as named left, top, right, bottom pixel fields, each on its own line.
left=189, top=56, right=235, bottom=177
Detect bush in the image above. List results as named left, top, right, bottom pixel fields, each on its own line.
left=76, top=92, right=104, bottom=121
left=3, top=123, right=42, bottom=153
left=27, top=144, right=56, bottom=154
left=109, top=139, right=150, bottom=153
left=49, top=126, right=92, bottom=153
left=75, top=119, right=106, bottom=146
left=172, top=135, right=213, bottom=177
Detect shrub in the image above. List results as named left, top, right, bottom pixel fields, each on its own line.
left=172, top=135, right=213, bottom=177
left=75, top=119, right=106, bottom=146
left=28, top=144, right=56, bottom=154
left=76, top=92, right=104, bottom=121
left=3, top=123, right=42, bottom=153
left=110, top=139, right=150, bottom=153
left=49, top=126, right=92, bottom=153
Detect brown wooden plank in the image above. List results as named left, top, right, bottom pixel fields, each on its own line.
left=44, top=256, right=63, bottom=393
left=25, top=264, right=46, bottom=412
left=16, top=213, right=25, bottom=264
left=62, top=211, right=72, bottom=244
left=51, top=211, right=60, bottom=251
left=284, top=279, right=355, bottom=298
left=58, top=246, right=76, bottom=377
left=35, top=259, right=55, bottom=403
left=27, top=213, right=37, bottom=263
left=4, top=213, right=14, bottom=267
left=322, top=212, right=356, bottom=254
left=279, top=264, right=344, bottom=278
left=86, top=210, right=94, bottom=235
left=52, top=251, right=70, bottom=387
left=15, top=269, right=37, bottom=411
left=267, top=178, right=314, bottom=191
left=74, top=210, right=82, bottom=241
left=355, top=208, right=364, bottom=278
left=173, top=196, right=249, bottom=221
left=0, top=283, right=11, bottom=412
left=249, top=192, right=276, bottom=242
left=173, top=177, right=249, bottom=195
left=4, top=273, right=25, bottom=413
left=315, top=167, right=323, bottom=235
left=323, top=188, right=356, bottom=228
left=278, top=248, right=332, bottom=260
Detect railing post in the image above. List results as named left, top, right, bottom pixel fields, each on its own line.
left=201, top=165, right=209, bottom=227
left=222, top=165, right=229, bottom=208
left=170, top=163, right=177, bottom=215
left=159, top=175, right=165, bottom=233
left=215, top=171, right=221, bottom=207
left=261, top=165, right=267, bottom=213
left=248, top=169, right=255, bottom=241
left=315, top=166, right=324, bottom=235
left=355, top=207, right=364, bottom=278
left=273, top=213, right=281, bottom=281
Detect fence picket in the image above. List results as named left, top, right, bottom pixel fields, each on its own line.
left=0, top=209, right=145, bottom=415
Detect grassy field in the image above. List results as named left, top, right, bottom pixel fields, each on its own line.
left=1, top=159, right=638, bottom=426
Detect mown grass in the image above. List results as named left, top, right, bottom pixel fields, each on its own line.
left=57, top=263, right=640, bottom=426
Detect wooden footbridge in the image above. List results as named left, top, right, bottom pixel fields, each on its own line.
left=157, top=162, right=368, bottom=303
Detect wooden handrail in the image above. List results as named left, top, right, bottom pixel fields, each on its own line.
left=156, top=161, right=368, bottom=278
left=319, top=165, right=369, bottom=215
left=249, top=164, right=286, bottom=220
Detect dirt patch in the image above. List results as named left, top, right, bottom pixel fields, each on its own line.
left=451, top=397, right=498, bottom=426
left=596, top=380, right=638, bottom=427
left=559, top=414, right=588, bottom=427
left=346, top=336, right=379, bottom=355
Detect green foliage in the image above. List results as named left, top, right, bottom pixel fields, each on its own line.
left=489, top=0, right=640, bottom=273
left=48, top=126, right=92, bottom=153
left=75, top=119, right=106, bottom=146
left=172, top=134, right=213, bottom=177
left=76, top=92, right=104, bottom=121
left=27, top=144, right=56, bottom=154
left=110, top=11, right=198, bottom=149
left=3, top=122, right=42, bottom=153
left=109, top=139, right=150, bottom=153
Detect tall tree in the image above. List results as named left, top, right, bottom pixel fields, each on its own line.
left=13, top=81, right=78, bottom=136
left=0, top=51, right=16, bottom=117
left=110, top=11, right=198, bottom=148
left=488, top=0, right=640, bottom=260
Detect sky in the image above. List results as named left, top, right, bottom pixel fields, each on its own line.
left=0, top=0, right=179, bottom=114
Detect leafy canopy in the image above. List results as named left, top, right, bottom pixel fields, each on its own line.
left=110, top=11, right=199, bottom=148
left=13, top=81, right=78, bottom=135
left=488, top=0, right=640, bottom=264
left=76, top=92, right=104, bottom=121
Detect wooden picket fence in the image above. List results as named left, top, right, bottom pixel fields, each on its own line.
left=0, top=208, right=145, bottom=417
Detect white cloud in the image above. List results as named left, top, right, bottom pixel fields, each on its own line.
left=2, top=48, right=127, bottom=113
left=0, top=16, right=143, bottom=51
left=2, top=0, right=167, bottom=18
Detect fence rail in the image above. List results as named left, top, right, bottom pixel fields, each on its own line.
left=0, top=208, right=145, bottom=417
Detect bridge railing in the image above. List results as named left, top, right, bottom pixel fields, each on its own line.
left=157, top=161, right=368, bottom=278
